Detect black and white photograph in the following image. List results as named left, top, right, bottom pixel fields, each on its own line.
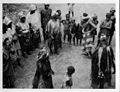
left=1, top=0, right=119, bottom=90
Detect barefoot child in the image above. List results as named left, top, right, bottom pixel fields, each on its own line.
left=61, top=66, right=75, bottom=89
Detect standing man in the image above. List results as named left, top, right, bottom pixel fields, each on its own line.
left=46, top=11, right=60, bottom=54
left=97, top=13, right=112, bottom=47
left=109, top=8, right=116, bottom=45
left=91, top=14, right=98, bottom=43
left=56, top=9, right=62, bottom=48
left=41, top=4, right=52, bottom=42
left=74, top=22, right=83, bottom=46
left=26, top=4, right=43, bottom=48
left=63, top=13, right=71, bottom=43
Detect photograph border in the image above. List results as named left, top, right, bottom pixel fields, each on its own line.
left=0, top=0, right=119, bottom=92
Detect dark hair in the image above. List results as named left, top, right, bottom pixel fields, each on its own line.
left=106, top=13, right=111, bottom=18
left=56, top=10, right=61, bottom=13
left=83, top=13, right=88, bottom=17
left=67, top=66, right=75, bottom=75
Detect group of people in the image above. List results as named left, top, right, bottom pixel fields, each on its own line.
left=91, top=8, right=116, bottom=88
left=3, top=3, right=116, bottom=89
left=3, top=4, right=45, bottom=88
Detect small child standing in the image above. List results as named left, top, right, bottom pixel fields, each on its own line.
left=68, top=3, right=75, bottom=17
left=61, top=66, right=75, bottom=89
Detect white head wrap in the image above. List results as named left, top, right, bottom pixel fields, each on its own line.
left=29, top=4, right=37, bottom=11
left=3, top=16, right=12, bottom=25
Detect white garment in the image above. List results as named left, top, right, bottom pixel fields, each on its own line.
left=3, top=27, right=15, bottom=42
left=3, top=24, right=21, bottom=51
left=3, top=16, right=12, bottom=25
left=26, top=10, right=44, bottom=41
left=26, top=10, right=41, bottom=31
left=16, top=22, right=29, bottom=33
left=47, top=19, right=60, bottom=34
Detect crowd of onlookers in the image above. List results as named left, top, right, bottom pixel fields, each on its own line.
left=3, top=4, right=116, bottom=88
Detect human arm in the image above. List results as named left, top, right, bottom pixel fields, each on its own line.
left=88, top=19, right=97, bottom=29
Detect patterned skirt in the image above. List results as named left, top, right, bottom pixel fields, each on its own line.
left=82, top=31, right=93, bottom=48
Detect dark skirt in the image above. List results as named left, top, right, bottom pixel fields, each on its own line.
left=37, top=75, right=53, bottom=88
left=3, top=59, right=15, bottom=88
left=91, top=46, right=115, bottom=88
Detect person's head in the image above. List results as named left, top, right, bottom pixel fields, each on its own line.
left=56, top=10, right=61, bottom=16
left=67, top=66, right=75, bottom=76
left=99, top=33, right=108, bottom=46
left=66, top=13, right=70, bottom=20
left=92, top=13, right=97, bottom=21
left=3, top=38, right=11, bottom=50
left=3, top=16, right=12, bottom=34
left=20, top=17, right=26, bottom=23
left=83, top=13, right=88, bottom=17
left=44, top=4, right=50, bottom=9
left=37, top=45, right=49, bottom=60
left=110, top=7, right=115, bottom=15
left=51, top=11, right=58, bottom=20
left=106, top=13, right=111, bottom=21
left=36, top=47, right=49, bottom=71
left=61, top=20, right=65, bottom=24
left=71, top=17, right=75, bottom=23
left=82, top=13, right=89, bottom=22
left=3, top=16, right=12, bottom=27
left=29, top=4, right=37, bottom=14
left=67, top=3, right=70, bottom=6
left=100, top=33, right=107, bottom=42
left=72, top=3, right=75, bottom=6
left=3, top=38, right=8, bottom=46
left=18, top=11, right=26, bottom=23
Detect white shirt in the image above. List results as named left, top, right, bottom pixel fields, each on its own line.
left=26, top=10, right=41, bottom=31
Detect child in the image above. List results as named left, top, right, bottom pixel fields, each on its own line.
left=68, top=3, right=75, bottom=17
left=61, top=66, right=75, bottom=89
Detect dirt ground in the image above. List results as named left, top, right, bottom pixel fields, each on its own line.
left=3, top=3, right=115, bottom=89
left=14, top=37, right=115, bottom=89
